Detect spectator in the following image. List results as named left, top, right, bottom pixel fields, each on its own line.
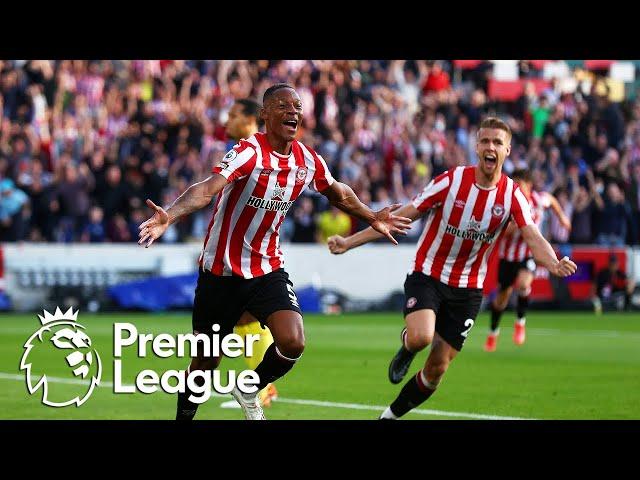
left=81, top=205, right=106, bottom=243
left=55, top=162, right=94, bottom=238
left=595, top=147, right=625, bottom=185
left=0, top=178, right=29, bottom=241
left=0, top=59, right=636, bottom=246
left=128, top=208, right=146, bottom=241
left=598, top=92, right=625, bottom=149
left=21, top=159, right=56, bottom=240
left=530, top=95, right=551, bottom=139
left=594, top=182, right=633, bottom=247
left=592, top=254, right=635, bottom=312
left=291, top=196, right=317, bottom=243
left=568, top=169, right=598, bottom=244
left=107, top=213, right=132, bottom=243
left=316, top=206, right=351, bottom=244
left=100, top=164, right=129, bottom=220
left=549, top=188, right=573, bottom=244
left=421, top=61, right=450, bottom=96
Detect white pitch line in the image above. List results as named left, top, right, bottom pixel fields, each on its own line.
left=0, top=372, right=531, bottom=420
left=260, top=396, right=530, bottom=420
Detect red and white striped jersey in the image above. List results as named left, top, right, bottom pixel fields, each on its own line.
left=411, top=166, right=534, bottom=289
left=498, top=189, right=551, bottom=262
left=199, top=132, right=334, bottom=278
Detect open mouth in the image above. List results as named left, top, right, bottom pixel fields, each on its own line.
left=283, top=119, right=298, bottom=131
left=484, top=154, right=497, bottom=168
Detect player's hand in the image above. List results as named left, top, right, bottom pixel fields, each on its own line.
left=370, top=203, right=412, bottom=245
left=327, top=235, right=348, bottom=255
left=551, top=256, right=577, bottom=277
left=560, top=215, right=572, bottom=231
left=138, top=199, right=170, bottom=248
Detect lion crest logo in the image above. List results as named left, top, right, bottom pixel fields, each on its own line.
left=19, top=307, right=102, bottom=407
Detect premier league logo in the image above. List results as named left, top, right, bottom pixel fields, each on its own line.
left=20, top=308, right=102, bottom=407
left=219, top=150, right=238, bottom=171
left=223, top=150, right=238, bottom=162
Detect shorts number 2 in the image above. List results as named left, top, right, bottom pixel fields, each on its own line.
left=461, top=318, right=475, bottom=338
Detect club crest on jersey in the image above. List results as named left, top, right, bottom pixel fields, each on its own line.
left=272, top=183, right=287, bottom=201
left=260, top=168, right=273, bottom=176
left=492, top=204, right=505, bottom=217
left=454, top=199, right=466, bottom=209
left=295, top=167, right=308, bottom=185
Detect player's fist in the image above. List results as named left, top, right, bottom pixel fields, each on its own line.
left=327, top=235, right=348, bottom=255
left=551, top=256, right=577, bottom=277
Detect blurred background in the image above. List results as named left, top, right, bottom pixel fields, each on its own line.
left=0, top=59, right=639, bottom=314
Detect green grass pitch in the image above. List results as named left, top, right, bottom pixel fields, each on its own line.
left=1, top=311, right=639, bottom=420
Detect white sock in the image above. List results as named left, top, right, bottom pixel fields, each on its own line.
left=516, top=318, right=526, bottom=326
left=380, top=406, right=398, bottom=420
left=490, top=328, right=500, bottom=336
left=238, top=388, right=257, bottom=400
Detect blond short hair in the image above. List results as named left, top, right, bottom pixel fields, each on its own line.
left=478, top=117, right=512, bottom=141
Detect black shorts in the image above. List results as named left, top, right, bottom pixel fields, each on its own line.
left=403, top=271, right=483, bottom=351
left=192, top=268, right=302, bottom=338
left=497, top=258, right=536, bottom=290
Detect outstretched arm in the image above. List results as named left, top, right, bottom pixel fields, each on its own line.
left=520, top=224, right=577, bottom=277
left=327, top=169, right=450, bottom=253
left=328, top=203, right=423, bottom=254
left=321, top=181, right=411, bottom=245
left=138, top=174, right=228, bottom=248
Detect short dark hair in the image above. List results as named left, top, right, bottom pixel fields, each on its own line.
left=479, top=116, right=512, bottom=141
left=511, top=169, right=532, bottom=183
left=263, top=83, right=295, bottom=104
left=236, top=98, right=260, bottom=119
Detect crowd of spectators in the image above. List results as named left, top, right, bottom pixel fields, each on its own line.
left=0, top=59, right=639, bottom=247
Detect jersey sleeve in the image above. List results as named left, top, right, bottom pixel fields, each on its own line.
left=539, top=191, right=553, bottom=209
left=511, top=184, right=535, bottom=228
left=412, top=170, right=450, bottom=212
left=310, top=152, right=335, bottom=192
left=212, top=142, right=257, bottom=182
